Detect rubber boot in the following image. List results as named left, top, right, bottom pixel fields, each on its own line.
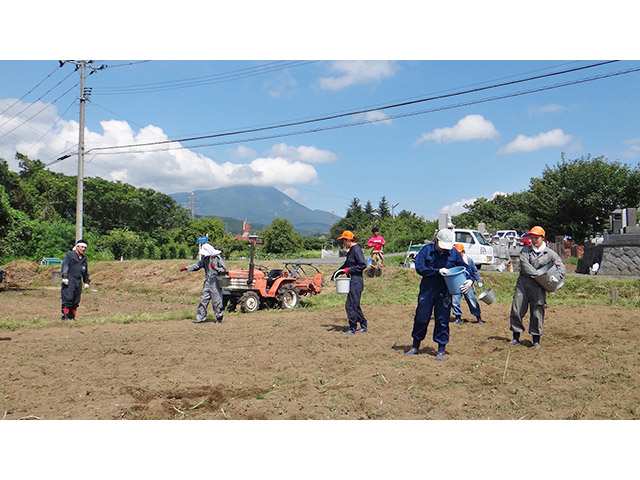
left=61, top=307, right=70, bottom=321
left=435, top=344, right=446, bottom=361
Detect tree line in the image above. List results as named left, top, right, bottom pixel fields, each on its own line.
left=2, top=152, right=638, bottom=264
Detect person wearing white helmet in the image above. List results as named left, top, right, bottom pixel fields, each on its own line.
left=60, top=239, right=90, bottom=320
left=405, top=229, right=469, bottom=360
left=181, top=243, right=227, bottom=324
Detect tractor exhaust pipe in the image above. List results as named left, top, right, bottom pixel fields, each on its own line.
left=248, top=235, right=259, bottom=285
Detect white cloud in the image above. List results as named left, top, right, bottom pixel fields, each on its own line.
left=265, top=70, right=298, bottom=99
left=0, top=100, right=320, bottom=193
left=319, top=61, right=396, bottom=90
left=498, top=128, right=572, bottom=155
left=265, top=142, right=337, bottom=163
left=416, top=114, right=498, bottom=145
left=229, top=145, right=257, bottom=159
left=358, top=110, right=392, bottom=126
left=621, top=138, right=640, bottom=159
left=440, top=191, right=508, bottom=216
left=529, top=104, right=566, bottom=115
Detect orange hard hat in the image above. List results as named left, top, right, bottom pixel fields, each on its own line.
left=454, top=243, right=465, bottom=253
left=337, top=230, right=355, bottom=241
left=527, top=226, right=546, bottom=236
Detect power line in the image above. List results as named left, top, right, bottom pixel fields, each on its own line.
left=0, top=68, right=77, bottom=132
left=76, top=63, right=640, bottom=160
left=81, top=60, right=620, bottom=155
left=93, top=60, right=319, bottom=95
left=0, top=81, right=79, bottom=141
left=0, top=64, right=64, bottom=116
left=23, top=98, right=77, bottom=156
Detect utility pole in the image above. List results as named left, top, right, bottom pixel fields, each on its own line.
left=76, top=61, right=86, bottom=242
left=392, top=202, right=399, bottom=253
left=58, top=60, right=105, bottom=242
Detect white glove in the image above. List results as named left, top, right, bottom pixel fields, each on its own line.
left=439, top=268, right=450, bottom=276
left=460, top=279, right=473, bottom=294
left=84, top=283, right=90, bottom=289
left=61, top=278, right=69, bottom=285
left=477, top=281, right=484, bottom=289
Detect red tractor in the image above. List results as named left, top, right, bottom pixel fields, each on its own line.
left=219, top=236, right=323, bottom=313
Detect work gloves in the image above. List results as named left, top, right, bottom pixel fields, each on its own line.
left=84, top=283, right=90, bottom=289
left=61, top=278, right=69, bottom=285
left=460, top=279, right=473, bottom=294
left=180, top=266, right=187, bottom=271
left=439, top=268, right=450, bottom=276
left=477, top=281, right=484, bottom=289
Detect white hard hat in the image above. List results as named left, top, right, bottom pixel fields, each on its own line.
left=436, top=229, right=454, bottom=250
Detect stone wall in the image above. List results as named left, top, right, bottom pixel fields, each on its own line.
left=598, top=245, right=640, bottom=276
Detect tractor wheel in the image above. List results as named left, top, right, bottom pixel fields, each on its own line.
left=239, top=291, right=261, bottom=313
left=223, top=295, right=238, bottom=313
left=277, top=284, right=300, bottom=309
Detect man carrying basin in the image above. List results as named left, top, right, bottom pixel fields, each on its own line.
left=405, top=229, right=470, bottom=360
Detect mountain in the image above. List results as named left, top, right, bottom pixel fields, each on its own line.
left=170, top=186, right=339, bottom=236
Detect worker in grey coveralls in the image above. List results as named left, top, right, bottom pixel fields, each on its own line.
left=509, top=226, right=565, bottom=348
left=181, top=243, right=227, bottom=324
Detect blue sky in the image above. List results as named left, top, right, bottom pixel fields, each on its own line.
left=2, top=4, right=638, bottom=223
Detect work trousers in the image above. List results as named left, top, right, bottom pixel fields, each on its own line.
left=451, top=286, right=482, bottom=318
left=196, top=277, right=224, bottom=322
left=61, top=277, right=83, bottom=311
left=345, top=275, right=367, bottom=330
left=411, top=287, right=452, bottom=348
left=510, top=276, right=546, bottom=336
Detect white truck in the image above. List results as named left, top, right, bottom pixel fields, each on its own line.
left=452, top=228, right=495, bottom=269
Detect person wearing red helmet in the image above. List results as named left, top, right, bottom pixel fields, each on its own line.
left=333, top=230, right=368, bottom=335
left=509, top=226, right=565, bottom=348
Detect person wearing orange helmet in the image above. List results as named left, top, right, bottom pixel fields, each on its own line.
left=451, top=243, right=484, bottom=324
left=509, top=226, right=565, bottom=348
left=333, top=230, right=368, bottom=335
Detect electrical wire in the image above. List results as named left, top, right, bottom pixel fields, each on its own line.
left=82, top=60, right=620, bottom=155
left=92, top=60, right=319, bottom=94
left=0, top=81, right=79, bottom=140
left=0, top=64, right=63, bottom=116
left=0, top=69, right=77, bottom=133
left=77, top=64, right=640, bottom=160
left=23, top=98, right=77, bottom=155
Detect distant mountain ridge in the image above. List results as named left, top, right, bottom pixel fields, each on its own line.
left=170, top=186, right=338, bottom=236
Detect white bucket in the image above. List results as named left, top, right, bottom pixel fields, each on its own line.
left=478, top=288, right=496, bottom=305
left=335, top=277, right=351, bottom=295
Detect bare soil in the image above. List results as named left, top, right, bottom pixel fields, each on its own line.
left=1, top=259, right=639, bottom=420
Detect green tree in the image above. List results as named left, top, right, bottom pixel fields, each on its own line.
left=100, top=229, right=143, bottom=260
left=0, top=184, right=34, bottom=261
left=261, top=218, right=303, bottom=254
left=377, top=195, right=391, bottom=219
left=453, top=191, right=533, bottom=234
left=171, top=216, right=225, bottom=246
left=528, top=154, right=640, bottom=241
left=364, top=200, right=375, bottom=217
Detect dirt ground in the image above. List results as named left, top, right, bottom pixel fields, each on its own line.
left=1, top=259, right=639, bottom=420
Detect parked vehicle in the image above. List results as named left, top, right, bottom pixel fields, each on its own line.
left=519, top=233, right=532, bottom=246
left=452, top=229, right=495, bottom=268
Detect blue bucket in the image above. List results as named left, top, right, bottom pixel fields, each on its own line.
left=441, top=266, right=467, bottom=295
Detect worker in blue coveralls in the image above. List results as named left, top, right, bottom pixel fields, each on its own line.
left=405, top=229, right=471, bottom=360
left=332, top=230, right=368, bottom=335
left=451, top=243, right=484, bottom=324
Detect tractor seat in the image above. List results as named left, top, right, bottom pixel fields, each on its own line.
left=266, top=269, right=284, bottom=288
